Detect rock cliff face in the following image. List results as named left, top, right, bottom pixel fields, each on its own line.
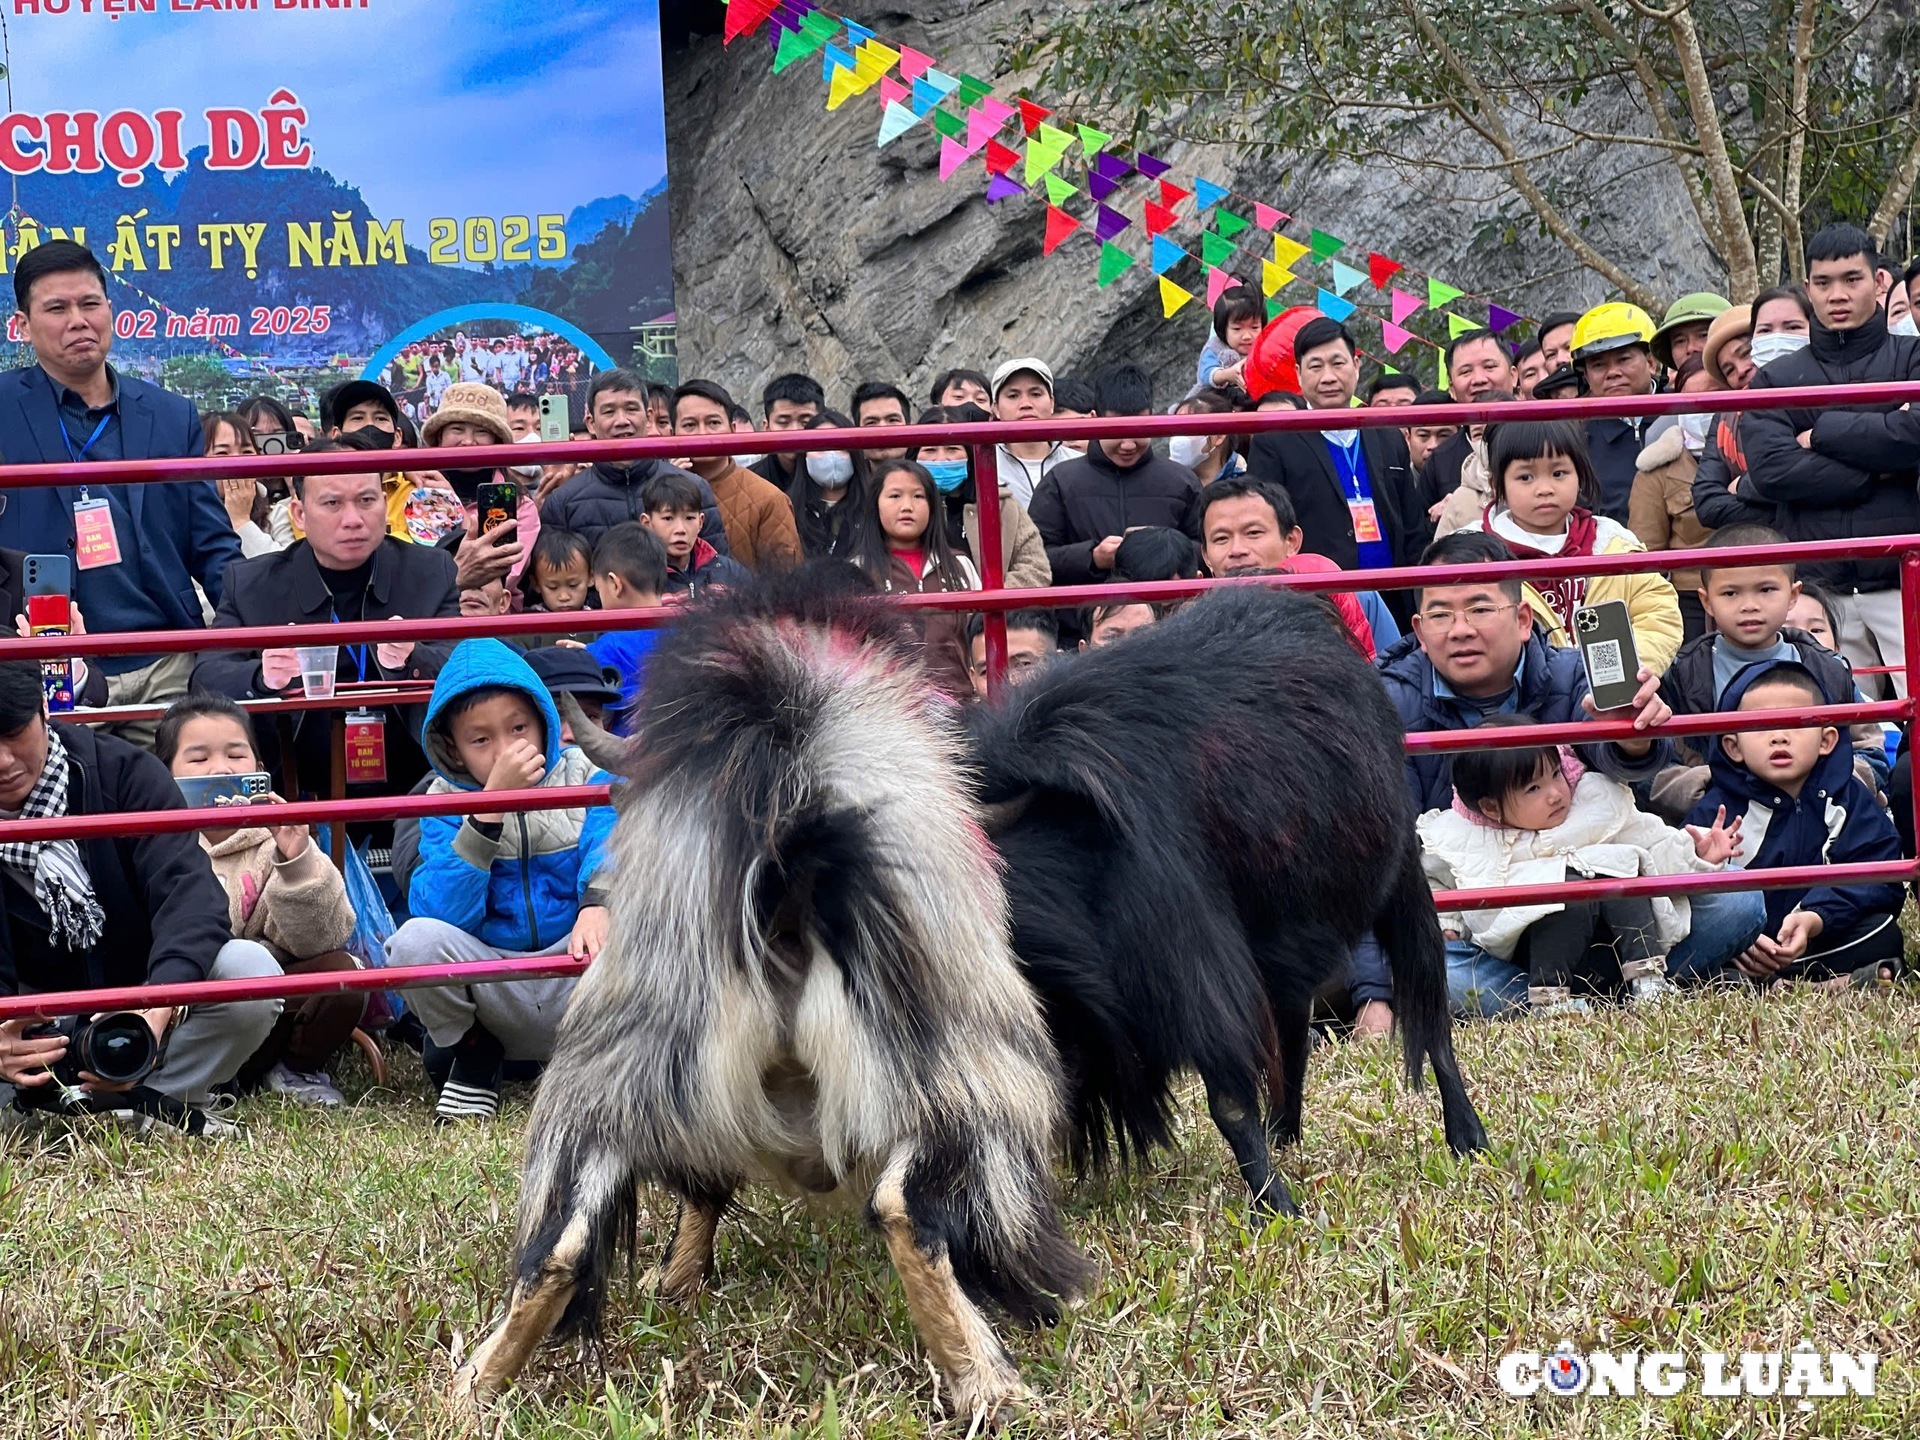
left=662, top=3, right=1725, bottom=410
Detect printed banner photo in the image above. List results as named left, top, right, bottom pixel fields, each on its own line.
left=0, top=0, right=674, bottom=424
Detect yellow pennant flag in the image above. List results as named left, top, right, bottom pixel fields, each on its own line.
left=826, top=64, right=863, bottom=110
left=1271, top=234, right=1311, bottom=270
left=1261, top=260, right=1296, bottom=297
left=858, top=40, right=900, bottom=72
left=1160, top=275, right=1195, bottom=318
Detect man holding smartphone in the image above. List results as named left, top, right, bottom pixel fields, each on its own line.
left=0, top=241, right=241, bottom=748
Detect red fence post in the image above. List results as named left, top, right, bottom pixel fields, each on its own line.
left=971, top=441, right=1008, bottom=696
left=1904, top=550, right=1920, bottom=858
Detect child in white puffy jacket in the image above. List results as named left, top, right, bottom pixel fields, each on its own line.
left=1419, top=714, right=1742, bottom=1013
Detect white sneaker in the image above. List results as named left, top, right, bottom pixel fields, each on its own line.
left=1527, top=985, right=1592, bottom=1016
left=1629, top=973, right=1680, bottom=1004
left=266, top=1063, right=344, bottom=1108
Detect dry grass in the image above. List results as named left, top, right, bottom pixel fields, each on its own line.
left=3, top=985, right=1918, bottom=1439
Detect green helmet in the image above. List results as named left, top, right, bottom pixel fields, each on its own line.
left=1651, top=292, right=1732, bottom=368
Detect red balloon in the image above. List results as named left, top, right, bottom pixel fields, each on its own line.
left=1242, top=306, right=1319, bottom=401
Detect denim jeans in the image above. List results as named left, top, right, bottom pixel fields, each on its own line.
left=1445, top=887, right=1768, bottom=1018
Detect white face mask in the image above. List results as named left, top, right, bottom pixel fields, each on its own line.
left=1890, top=313, right=1919, bottom=338
left=1168, top=434, right=1211, bottom=469
left=806, top=451, right=854, bottom=488
left=1678, top=412, right=1713, bottom=452
left=1748, top=331, right=1810, bottom=369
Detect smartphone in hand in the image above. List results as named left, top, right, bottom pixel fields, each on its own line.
left=176, top=772, right=273, bottom=808
left=1573, top=600, right=1642, bottom=712
left=477, top=482, right=519, bottom=534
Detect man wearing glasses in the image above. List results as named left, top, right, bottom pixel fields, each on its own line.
left=1358, top=531, right=1765, bottom=1021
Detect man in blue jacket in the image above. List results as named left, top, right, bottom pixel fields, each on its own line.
left=1353, top=531, right=1763, bottom=1021
left=383, top=640, right=617, bottom=1123
left=0, top=241, right=239, bottom=746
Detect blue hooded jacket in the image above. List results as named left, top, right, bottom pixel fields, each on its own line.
left=412, top=639, right=617, bottom=951
left=1688, top=660, right=1903, bottom=938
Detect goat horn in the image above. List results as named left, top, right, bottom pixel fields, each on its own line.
left=560, top=692, right=632, bottom=773
left=975, top=793, right=1032, bottom=834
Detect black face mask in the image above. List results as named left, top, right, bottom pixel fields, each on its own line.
left=439, top=467, right=493, bottom=502
left=346, top=424, right=396, bottom=450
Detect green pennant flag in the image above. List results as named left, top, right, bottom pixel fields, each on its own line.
left=772, top=25, right=817, bottom=72
left=1200, top=231, right=1236, bottom=268
left=956, top=74, right=993, bottom=108
left=1096, top=240, right=1135, bottom=288
left=1043, top=173, right=1078, bottom=206
left=929, top=108, right=966, bottom=141
left=799, top=9, right=839, bottom=40
left=1447, top=312, right=1478, bottom=339
left=1428, top=276, right=1465, bottom=309
left=1213, top=208, right=1250, bottom=240
left=1266, top=296, right=1285, bottom=320
left=1309, top=229, right=1345, bottom=261
left=1076, top=122, right=1113, bottom=154
left=1025, top=125, right=1073, bottom=176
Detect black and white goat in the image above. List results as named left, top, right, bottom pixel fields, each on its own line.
left=967, top=583, right=1489, bottom=1215
left=450, top=574, right=1089, bottom=1423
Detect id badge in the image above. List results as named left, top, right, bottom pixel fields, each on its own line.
left=344, top=710, right=388, bottom=785
left=73, top=497, right=123, bottom=569
left=1347, top=497, right=1383, bottom=544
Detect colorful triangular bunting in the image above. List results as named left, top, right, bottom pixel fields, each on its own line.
left=1214, top=208, right=1250, bottom=240
left=826, top=64, right=862, bottom=110
left=1200, top=231, right=1236, bottom=268
left=929, top=107, right=965, bottom=141
left=937, top=136, right=970, bottom=180
left=1094, top=203, right=1130, bottom=242
left=1042, top=173, right=1077, bottom=205
left=1088, top=171, right=1119, bottom=202
left=1206, top=266, right=1234, bottom=307
left=1315, top=289, right=1356, bottom=322
left=1271, top=235, right=1310, bottom=270
left=1260, top=260, right=1294, bottom=297
left=1151, top=234, right=1186, bottom=275
left=878, top=75, right=909, bottom=107
left=1309, top=229, right=1344, bottom=262
left=1428, top=276, right=1465, bottom=309
left=1380, top=321, right=1414, bottom=354
left=772, top=25, right=816, bottom=72
left=922, top=67, right=960, bottom=97
left=956, top=74, right=993, bottom=109
left=1076, top=122, right=1113, bottom=154
left=1193, top=177, right=1229, bottom=209
left=1368, top=253, right=1403, bottom=289
left=1330, top=260, right=1367, bottom=297
left=1159, top=180, right=1191, bottom=209
left=1043, top=204, right=1080, bottom=256
left=1142, top=200, right=1177, bottom=238
left=985, top=172, right=1024, bottom=204
left=876, top=101, right=918, bottom=147
left=1096, top=240, right=1134, bottom=288
left=896, top=43, right=932, bottom=81
left=1253, top=202, right=1287, bottom=231
left=1390, top=288, right=1424, bottom=325
left=1016, top=98, right=1051, bottom=135
left=984, top=138, right=1020, bottom=176
left=1489, top=303, right=1523, bottom=334
left=1159, top=275, right=1194, bottom=317
left=1135, top=151, right=1171, bottom=179
left=1447, top=312, right=1478, bottom=339
left=842, top=18, right=874, bottom=45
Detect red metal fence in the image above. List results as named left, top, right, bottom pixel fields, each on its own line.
left=2, top=384, right=1917, bottom=1020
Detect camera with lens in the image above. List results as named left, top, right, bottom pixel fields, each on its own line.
left=14, top=1012, right=159, bottom=1108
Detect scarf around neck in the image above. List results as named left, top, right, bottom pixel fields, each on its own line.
left=0, top=727, right=106, bottom=953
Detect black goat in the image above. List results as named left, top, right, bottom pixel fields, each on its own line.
left=969, top=584, right=1489, bottom=1214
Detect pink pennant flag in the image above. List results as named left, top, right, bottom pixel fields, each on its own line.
left=966, top=106, right=1000, bottom=151
left=897, top=44, right=933, bottom=82
left=1253, top=202, right=1287, bottom=231
left=1206, top=266, right=1234, bottom=307
left=879, top=75, right=910, bottom=108
left=938, top=136, right=969, bottom=181
left=1390, top=288, right=1424, bottom=325
left=1380, top=321, right=1415, bottom=354
left=978, top=96, right=1017, bottom=129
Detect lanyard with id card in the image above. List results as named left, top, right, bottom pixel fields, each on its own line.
left=343, top=709, right=388, bottom=785
left=73, top=494, right=124, bottom=569
left=1330, top=439, right=1383, bottom=544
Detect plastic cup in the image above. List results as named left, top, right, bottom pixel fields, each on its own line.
left=295, top=645, right=338, bottom=700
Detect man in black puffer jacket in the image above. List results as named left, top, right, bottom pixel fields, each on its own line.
left=1027, top=363, right=1203, bottom=586
left=537, top=369, right=729, bottom=554
left=1743, top=223, right=1920, bottom=694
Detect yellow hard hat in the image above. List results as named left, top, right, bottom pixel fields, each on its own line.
left=1570, top=302, right=1656, bottom=362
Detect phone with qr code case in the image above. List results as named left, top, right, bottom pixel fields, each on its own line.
left=175, top=772, right=272, bottom=809
left=477, top=482, right=519, bottom=534
left=538, top=393, right=568, bottom=443
left=1572, top=600, right=1642, bottom=713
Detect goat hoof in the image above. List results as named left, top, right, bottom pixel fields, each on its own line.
left=950, top=1366, right=1031, bottom=1428
left=447, top=1363, right=489, bottom=1430
left=641, top=1263, right=706, bottom=1306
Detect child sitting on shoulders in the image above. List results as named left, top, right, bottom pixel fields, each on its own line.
left=1419, top=713, right=1739, bottom=1014
left=1689, top=661, right=1904, bottom=989
left=1196, top=284, right=1264, bottom=395
left=1463, top=418, right=1682, bottom=675
left=1649, top=526, right=1887, bottom=820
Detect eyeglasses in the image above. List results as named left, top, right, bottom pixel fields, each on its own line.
left=1415, top=602, right=1517, bottom=629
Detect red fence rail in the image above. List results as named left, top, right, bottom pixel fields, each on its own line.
left=1, top=387, right=1916, bottom=1019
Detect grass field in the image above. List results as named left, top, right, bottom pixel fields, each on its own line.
left=3, top=985, right=1917, bottom=1439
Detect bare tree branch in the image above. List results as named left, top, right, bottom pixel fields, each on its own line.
left=1664, top=2, right=1760, bottom=296
left=1869, top=114, right=1920, bottom=247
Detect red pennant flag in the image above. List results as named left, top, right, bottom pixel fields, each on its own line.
left=984, top=138, right=1021, bottom=176
left=723, top=0, right=776, bottom=43
left=1368, top=252, right=1404, bottom=290
left=1016, top=98, right=1051, bottom=136
left=1142, top=201, right=1177, bottom=239
left=1159, top=180, right=1192, bottom=209
left=1043, top=204, right=1080, bottom=256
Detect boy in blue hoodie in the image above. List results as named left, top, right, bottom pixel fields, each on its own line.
left=1689, top=661, right=1904, bottom=988
left=386, top=639, right=617, bottom=1122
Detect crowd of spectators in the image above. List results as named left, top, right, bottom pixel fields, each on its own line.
left=0, top=220, right=1917, bottom=1134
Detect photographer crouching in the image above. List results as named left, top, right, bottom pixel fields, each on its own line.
left=0, top=660, right=283, bottom=1134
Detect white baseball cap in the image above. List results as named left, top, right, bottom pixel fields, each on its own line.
left=990, top=357, right=1055, bottom=401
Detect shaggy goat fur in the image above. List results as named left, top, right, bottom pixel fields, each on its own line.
left=449, top=570, right=1090, bottom=1423
left=968, top=584, right=1490, bottom=1214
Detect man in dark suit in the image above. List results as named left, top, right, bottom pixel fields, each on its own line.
left=0, top=241, right=240, bottom=747
left=192, top=440, right=458, bottom=797
left=1244, top=317, right=1426, bottom=624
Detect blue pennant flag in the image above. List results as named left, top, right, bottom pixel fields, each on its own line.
left=1193, top=176, right=1230, bottom=210
left=1151, top=234, right=1186, bottom=275
left=1316, top=289, right=1357, bottom=322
